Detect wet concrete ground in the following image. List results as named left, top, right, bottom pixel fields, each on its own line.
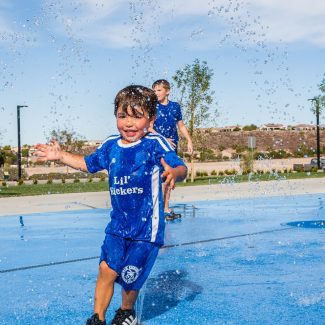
left=0, top=193, right=324, bottom=324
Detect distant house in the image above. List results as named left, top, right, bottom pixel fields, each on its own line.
left=219, top=125, right=242, bottom=132
left=292, top=124, right=316, bottom=131
left=29, top=146, right=37, bottom=155
left=260, top=123, right=286, bottom=131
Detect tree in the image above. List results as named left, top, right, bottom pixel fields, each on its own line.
left=21, top=148, right=29, bottom=157
left=173, top=59, right=216, bottom=181
left=309, top=77, right=325, bottom=169
left=48, top=128, right=85, bottom=153
left=0, top=146, right=16, bottom=166
left=243, top=124, right=258, bottom=131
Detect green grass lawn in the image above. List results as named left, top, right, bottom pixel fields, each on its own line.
left=1, top=171, right=324, bottom=198
left=0, top=181, right=108, bottom=197
left=180, top=170, right=325, bottom=186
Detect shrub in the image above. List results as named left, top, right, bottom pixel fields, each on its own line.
left=218, top=171, right=224, bottom=176
left=73, top=178, right=80, bottom=183
left=61, top=177, right=66, bottom=184
left=216, top=153, right=223, bottom=161
left=100, top=175, right=106, bottom=182
left=33, top=178, right=38, bottom=185
left=196, top=170, right=208, bottom=177
left=47, top=177, right=53, bottom=184
left=211, top=170, right=217, bottom=176
left=88, top=176, right=93, bottom=182
left=267, top=149, right=291, bottom=159
left=293, top=164, right=303, bottom=172
left=224, top=168, right=237, bottom=175
left=241, top=169, right=252, bottom=175
left=17, top=179, right=24, bottom=186
left=4, top=167, right=27, bottom=181
left=198, top=148, right=216, bottom=161
left=2, top=181, right=7, bottom=187
left=28, top=172, right=91, bottom=181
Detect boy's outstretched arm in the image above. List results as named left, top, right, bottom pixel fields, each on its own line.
left=160, top=158, right=187, bottom=190
left=34, top=139, right=88, bottom=172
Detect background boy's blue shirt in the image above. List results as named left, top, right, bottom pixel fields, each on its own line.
left=84, top=133, right=186, bottom=245
left=153, top=101, right=182, bottom=145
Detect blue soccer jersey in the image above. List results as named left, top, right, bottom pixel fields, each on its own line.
left=84, top=133, right=186, bottom=245
left=153, top=101, right=183, bottom=145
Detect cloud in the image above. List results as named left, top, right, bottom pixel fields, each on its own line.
left=152, top=0, right=325, bottom=47
left=3, top=0, right=325, bottom=50
left=0, top=2, right=38, bottom=49
left=47, top=0, right=164, bottom=48
left=246, top=0, right=325, bottom=46
left=0, top=4, right=13, bottom=35
left=72, top=0, right=325, bottom=49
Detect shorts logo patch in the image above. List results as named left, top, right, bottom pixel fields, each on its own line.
left=121, top=265, right=141, bottom=284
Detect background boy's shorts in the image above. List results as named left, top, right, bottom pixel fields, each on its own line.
left=100, top=233, right=160, bottom=291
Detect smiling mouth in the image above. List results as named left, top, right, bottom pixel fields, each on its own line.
left=124, top=130, right=138, bottom=138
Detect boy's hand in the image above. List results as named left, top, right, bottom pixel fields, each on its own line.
left=166, top=138, right=176, bottom=149
left=160, top=158, right=178, bottom=189
left=34, top=139, right=61, bottom=161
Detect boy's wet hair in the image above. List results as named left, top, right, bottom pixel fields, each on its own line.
left=152, top=79, right=170, bottom=90
left=114, top=85, right=157, bottom=119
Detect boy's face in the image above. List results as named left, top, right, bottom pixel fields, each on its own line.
left=116, top=105, right=153, bottom=144
left=153, top=85, right=170, bottom=103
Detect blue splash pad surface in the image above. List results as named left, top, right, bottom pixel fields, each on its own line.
left=0, top=194, right=324, bottom=325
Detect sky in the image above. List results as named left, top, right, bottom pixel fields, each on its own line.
left=1, top=0, right=325, bottom=146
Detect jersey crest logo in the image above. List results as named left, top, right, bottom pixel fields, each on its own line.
left=121, top=265, right=141, bottom=284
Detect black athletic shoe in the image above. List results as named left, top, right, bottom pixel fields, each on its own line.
left=111, top=308, right=137, bottom=325
left=86, top=313, right=106, bottom=325
left=164, top=211, right=182, bottom=221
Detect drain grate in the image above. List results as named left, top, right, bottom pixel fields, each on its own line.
left=284, top=220, right=325, bottom=229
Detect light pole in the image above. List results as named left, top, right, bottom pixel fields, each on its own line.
left=17, top=105, right=28, bottom=180
left=308, top=97, right=321, bottom=169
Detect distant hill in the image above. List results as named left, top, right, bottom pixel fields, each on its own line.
left=180, top=129, right=325, bottom=154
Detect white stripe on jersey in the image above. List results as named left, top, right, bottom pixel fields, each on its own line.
left=146, top=133, right=173, bottom=152
left=151, top=165, right=160, bottom=242
left=97, top=135, right=120, bottom=149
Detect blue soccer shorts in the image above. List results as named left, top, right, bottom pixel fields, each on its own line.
left=99, top=233, right=160, bottom=291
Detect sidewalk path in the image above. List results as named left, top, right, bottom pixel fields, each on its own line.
left=1, top=178, right=324, bottom=216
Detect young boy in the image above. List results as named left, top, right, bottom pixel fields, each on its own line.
left=34, top=85, right=187, bottom=325
left=150, top=79, right=193, bottom=220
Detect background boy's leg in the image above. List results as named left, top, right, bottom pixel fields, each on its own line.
left=94, top=261, right=118, bottom=320
left=121, top=289, right=139, bottom=310
left=163, top=183, right=172, bottom=213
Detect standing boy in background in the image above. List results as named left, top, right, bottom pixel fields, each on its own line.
left=150, top=79, right=193, bottom=221
left=34, top=85, right=187, bottom=325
